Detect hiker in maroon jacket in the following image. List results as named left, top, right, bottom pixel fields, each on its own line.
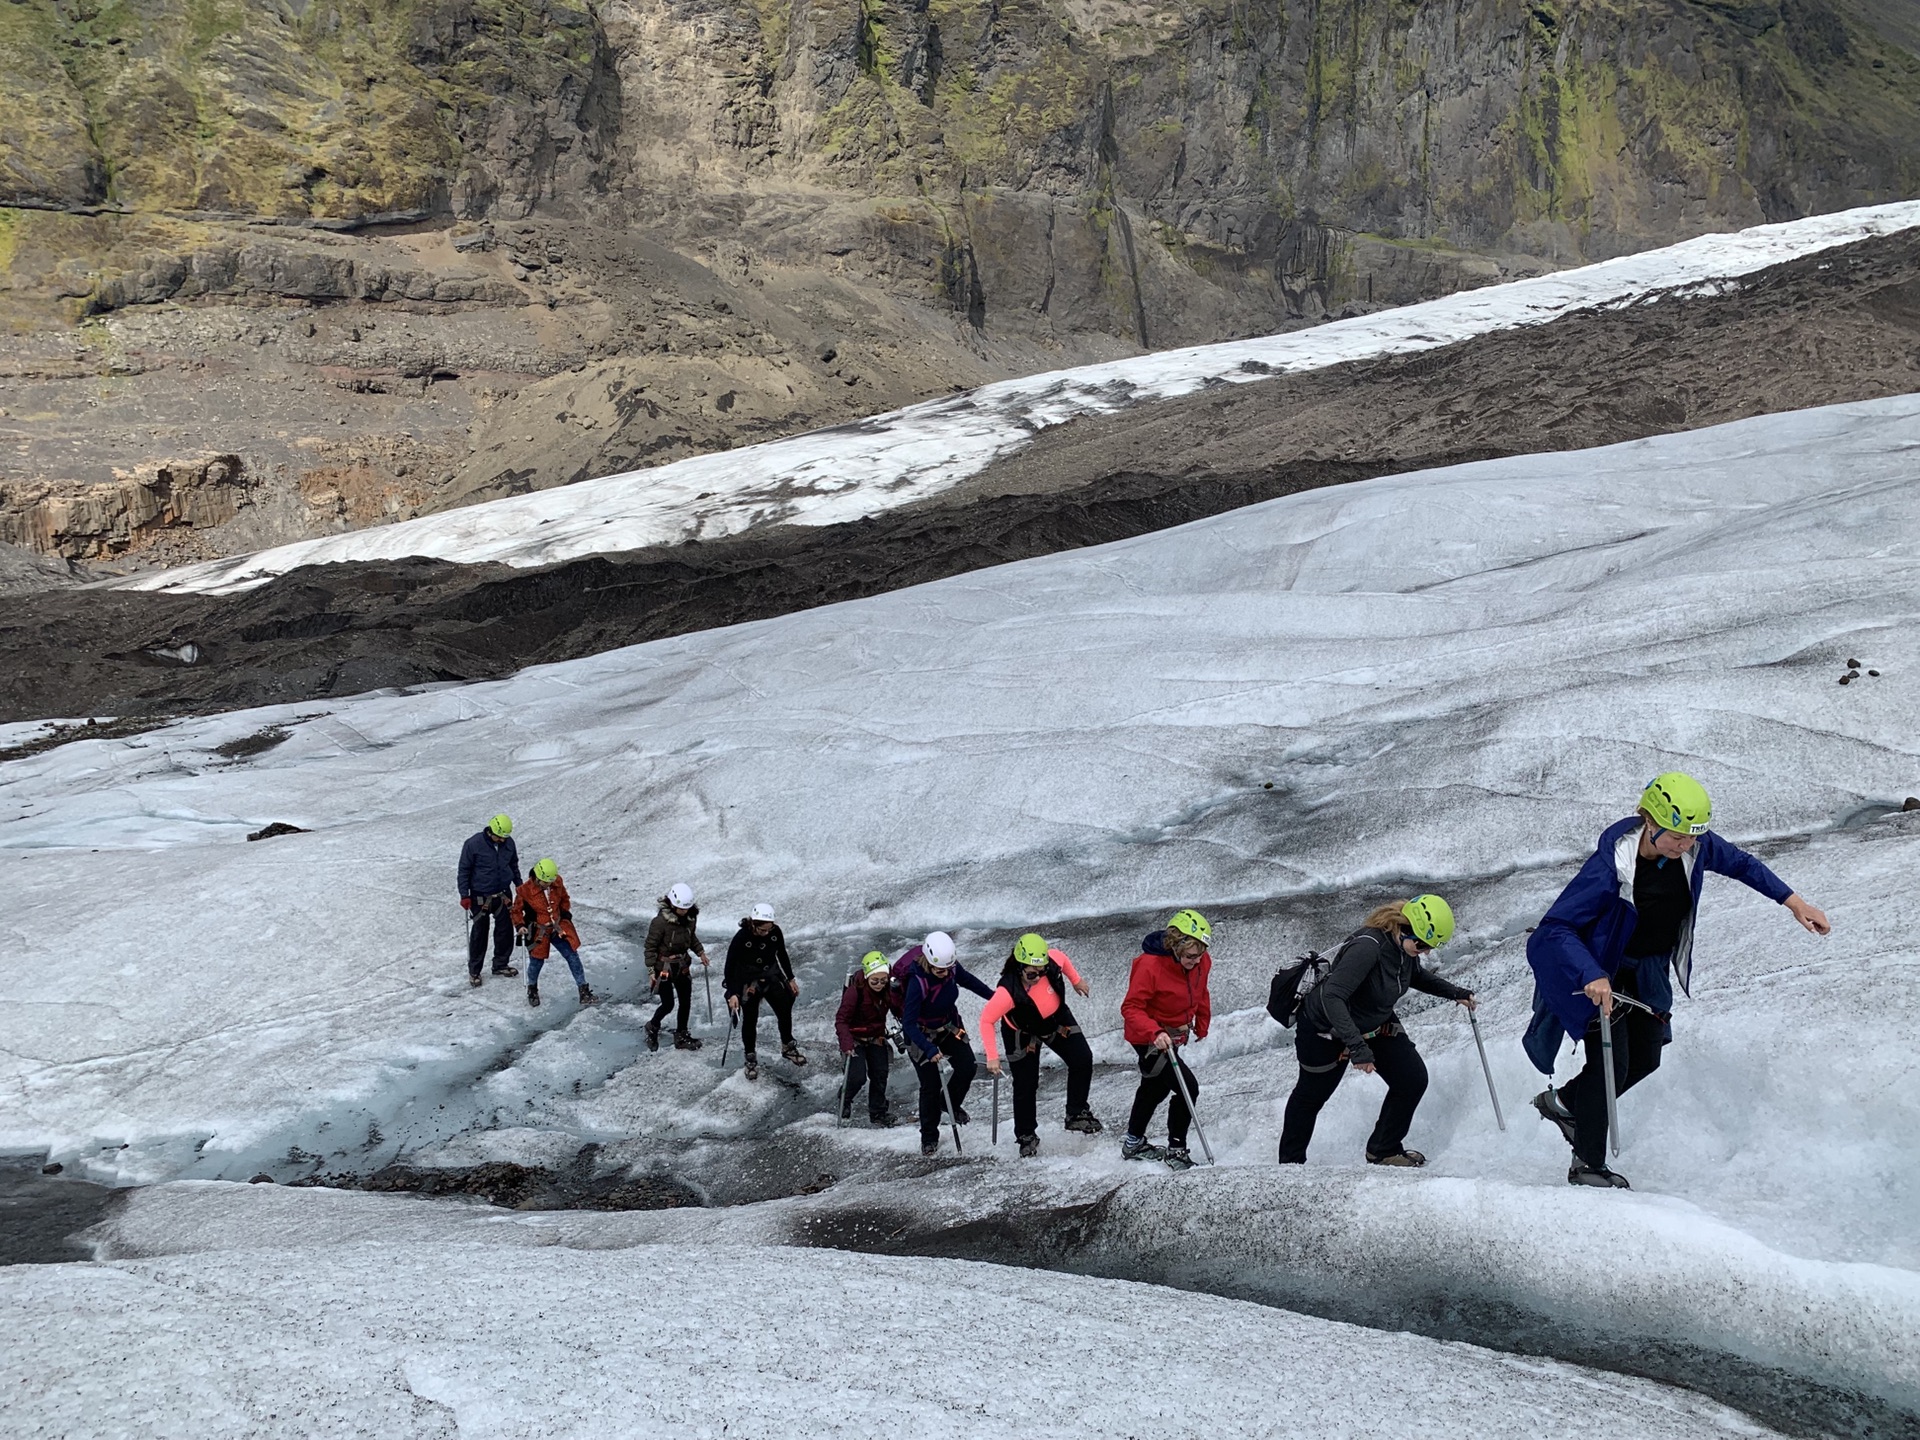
left=835, top=950, right=900, bottom=1126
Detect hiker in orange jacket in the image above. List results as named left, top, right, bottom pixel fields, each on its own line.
left=512, top=859, right=593, bottom=1008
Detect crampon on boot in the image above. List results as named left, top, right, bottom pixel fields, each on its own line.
left=744, top=1055, right=760, bottom=1081
left=781, top=1042, right=807, bottom=1067
left=577, top=984, right=595, bottom=1006
left=1120, top=1134, right=1165, bottom=1163
left=1367, top=1149, right=1427, bottom=1167
left=1162, top=1145, right=1195, bottom=1172
left=645, top=1021, right=660, bottom=1052
left=468, top=975, right=483, bottom=989
left=526, top=985, right=541, bottom=1008
left=492, top=964, right=520, bottom=978
left=674, top=1032, right=703, bottom=1051
left=1569, top=1161, right=1631, bottom=1189
left=1017, top=1134, right=1041, bottom=1159
left=1063, top=1111, right=1104, bottom=1135
left=1533, top=1089, right=1577, bottom=1147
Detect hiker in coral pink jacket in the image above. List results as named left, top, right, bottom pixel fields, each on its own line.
left=1117, top=909, right=1214, bottom=1171
left=981, top=934, right=1101, bottom=1157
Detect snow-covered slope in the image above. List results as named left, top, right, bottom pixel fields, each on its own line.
left=120, top=201, right=1920, bottom=597
left=0, top=1241, right=1787, bottom=1440
left=9, top=394, right=1919, bottom=1428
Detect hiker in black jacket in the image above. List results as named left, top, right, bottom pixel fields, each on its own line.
left=1278, top=896, right=1474, bottom=1168
left=724, top=902, right=806, bottom=1079
left=645, top=882, right=709, bottom=1052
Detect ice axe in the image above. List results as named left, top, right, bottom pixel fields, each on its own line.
left=991, top=1065, right=1001, bottom=1146
left=702, top=959, right=714, bottom=1023
left=838, top=1053, right=853, bottom=1129
left=1165, top=1047, right=1214, bottom=1165
left=721, top=1008, right=738, bottom=1066
left=1466, top=1004, right=1506, bottom=1132
left=930, top=1055, right=964, bottom=1155
left=1599, top=1008, right=1622, bottom=1158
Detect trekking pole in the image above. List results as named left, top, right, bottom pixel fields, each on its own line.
left=991, top=1066, right=1001, bottom=1146
left=1599, top=1008, right=1622, bottom=1158
left=838, top=1053, right=853, bottom=1129
left=702, top=962, right=714, bottom=1023
left=1165, top=1048, right=1214, bottom=1165
left=1466, top=1007, right=1506, bottom=1132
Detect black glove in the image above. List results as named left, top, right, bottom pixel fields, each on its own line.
left=559, top=909, right=572, bottom=921
left=515, top=927, right=530, bottom=946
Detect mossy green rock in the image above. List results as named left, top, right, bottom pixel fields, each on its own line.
left=0, top=0, right=609, bottom=220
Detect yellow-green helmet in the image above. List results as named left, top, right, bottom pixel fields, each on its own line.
left=487, top=813, right=513, bottom=838
left=532, top=858, right=558, bottom=883
left=860, top=950, right=890, bottom=978
left=1012, top=933, right=1050, bottom=966
left=1640, top=772, right=1711, bottom=835
left=1401, top=894, right=1455, bottom=947
left=1167, top=909, right=1212, bottom=946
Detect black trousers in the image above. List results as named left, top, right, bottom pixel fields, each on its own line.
left=1278, top=1027, right=1428, bottom=1162
left=1004, top=1025, right=1094, bottom=1138
left=1126, top=1045, right=1199, bottom=1148
left=649, top=964, right=696, bottom=1035
left=1560, top=974, right=1666, bottom=1169
left=842, top=1040, right=892, bottom=1119
left=740, top=984, right=796, bottom=1054
left=467, top=892, right=514, bottom=976
left=913, top=1031, right=977, bottom=1143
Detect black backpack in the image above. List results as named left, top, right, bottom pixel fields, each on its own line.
left=1266, top=951, right=1329, bottom=1028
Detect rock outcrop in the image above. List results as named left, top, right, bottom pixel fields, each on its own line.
left=2, top=0, right=1917, bottom=565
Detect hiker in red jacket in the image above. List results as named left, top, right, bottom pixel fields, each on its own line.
left=1118, top=909, right=1214, bottom=1171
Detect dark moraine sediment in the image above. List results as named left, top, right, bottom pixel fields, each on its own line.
left=4, top=227, right=1919, bottom=726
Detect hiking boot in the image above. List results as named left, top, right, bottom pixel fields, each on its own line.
left=526, top=985, right=541, bottom=1008
left=1063, top=1110, right=1104, bottom=1135
left=492, top=964, right=520, bottom=978
left=781, top=1042, right=807, bottom=1067
left=921, top=1140, right=940, bottom=1157
left=674, top=1032, right=703, bottom=1051
left=870, top=1110, right=898, bottom=1128
left=1367, top=1149, right=1427, bottom=1168
left=1569, top=1161, right=1631, bottom=1189
left=744, top=1055, right=759, bottom=1081
left=1017, top=1134, right=1041, bottom=1159
left=645, top=1021, right=660, bottom=1052
left=577, top=984, right=595, bottom=1006
left=1162, top=1146, right=1195, bottom=1172
left=951, top=1104, right=971, bottom=1125
left=1533, top=1089, right=1578, bottom=1147
left=469, top=974, right=483, bottom=989
left=1121, top=1134, right=1165, bottom=1162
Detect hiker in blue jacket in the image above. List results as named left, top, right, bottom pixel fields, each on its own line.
left=1524, top=773, right=1829, bottom=1188
left=457, top=813, right=523, bottom=987
left=895, top=931, right=995, bottom=1157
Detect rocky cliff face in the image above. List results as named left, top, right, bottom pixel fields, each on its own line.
left=2, top=0, right=1916, bottom=568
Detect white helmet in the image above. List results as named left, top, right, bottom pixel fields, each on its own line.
left=750, top=902, right=776, bottom=923
left=667, top=882, right=695, bottom=909
left=922, top=931, right=956, bottom=966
